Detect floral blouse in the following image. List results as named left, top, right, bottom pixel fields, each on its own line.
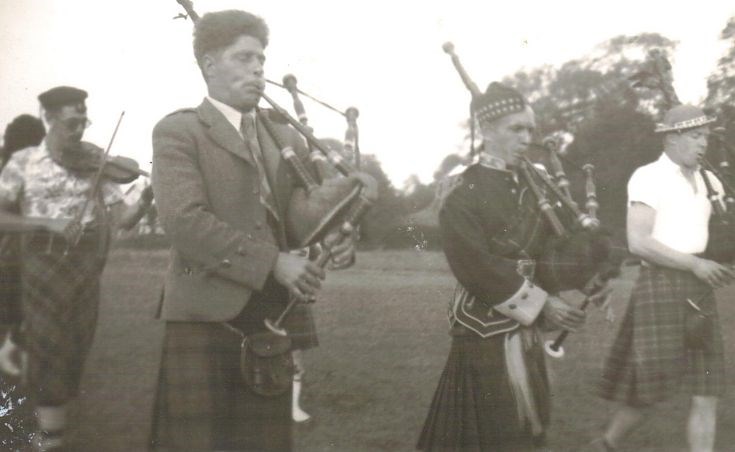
left=0, top=142, right=123, bottom=226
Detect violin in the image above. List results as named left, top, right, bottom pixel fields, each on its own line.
left=56, top=141, right=149, bottom=184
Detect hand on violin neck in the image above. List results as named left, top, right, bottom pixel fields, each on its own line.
left=139, top=185, right=154, bottom=206
left=114, top=187, right=154, bottom=231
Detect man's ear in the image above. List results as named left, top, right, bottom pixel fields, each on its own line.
left=479, top=122, right=495, bottom=142
left=201, top=53, right=216, bottom=80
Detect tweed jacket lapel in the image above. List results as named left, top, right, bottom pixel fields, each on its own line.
left=196, top=98, right=254, bottom=167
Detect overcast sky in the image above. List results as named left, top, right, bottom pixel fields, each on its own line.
left=1, top=0, right=733, bottom=187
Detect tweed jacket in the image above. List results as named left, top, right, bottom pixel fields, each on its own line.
left=152, top=98, right=311, bottom=321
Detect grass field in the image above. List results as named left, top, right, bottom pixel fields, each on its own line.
left=4, top=249, right=735, bottom=451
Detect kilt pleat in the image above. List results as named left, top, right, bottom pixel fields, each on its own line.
left=600, top=265, right=726, bottom=406
left=283, top=302, right=319, bottom=351
left=151, top=322, right=292, bottom=452
left=22, top=235, right=103, bottom=405
left=0, top=234, right=22, bottom=329
left=417, top=330, right=549, bottom=451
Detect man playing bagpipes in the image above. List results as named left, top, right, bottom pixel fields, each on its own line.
left=0, top=86, right=153, bottom=452
left=150, top=9, right=376, bottom=451
left=417, top=82, right=596, bottom=451
left=594, top=105, right=735, bottom=452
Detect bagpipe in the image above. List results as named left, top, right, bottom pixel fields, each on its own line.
left=174, top=0, right=377, bottom=395
left=700, top=140, right=735, bottom=263
left=253, top=81, right=377, bottom=395
left=632, top=49, right=735, bottom=264
left=443, top=42, right=619, bottom=356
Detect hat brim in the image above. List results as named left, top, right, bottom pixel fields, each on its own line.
left=654, top=115, right=716, bottom=133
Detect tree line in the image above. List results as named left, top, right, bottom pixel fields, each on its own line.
left=359, top=17, right=735, bottom=250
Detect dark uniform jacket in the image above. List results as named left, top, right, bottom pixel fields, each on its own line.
left=440, top=163, right=552, bottom=336
left=152, top=98, right=310, bottom=322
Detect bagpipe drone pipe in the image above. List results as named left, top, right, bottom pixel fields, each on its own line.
left=700, top=154, right=735, bottom=264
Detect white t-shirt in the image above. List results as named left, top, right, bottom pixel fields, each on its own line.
left=627, top=152, right=724, bottom=254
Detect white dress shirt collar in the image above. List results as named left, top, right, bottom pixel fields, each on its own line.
left=205, top=96, right=256, bottom=138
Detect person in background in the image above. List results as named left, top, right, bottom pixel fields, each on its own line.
left=594, top=105, right=735, bottom=452
left=0, top=114, right=45, bottom=377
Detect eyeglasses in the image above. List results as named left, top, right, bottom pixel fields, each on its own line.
left=61, top=118, right=92, bottom=131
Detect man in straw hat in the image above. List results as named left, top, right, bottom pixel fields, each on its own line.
left=594, top=104, right=735, bottom=451
left=150, top=9, right=374, bottom=451
left=0, top=86, right=153, bottom=451
left=417, top=82, right=588, bottom=451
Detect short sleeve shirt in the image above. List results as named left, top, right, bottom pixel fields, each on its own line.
left=0, top=142, right=124, bottom=226
left=627, top=152, right=723, bottom=254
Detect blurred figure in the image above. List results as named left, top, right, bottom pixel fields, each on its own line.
left=1, top=114, right=45, bottom=165
left=0, top=114, right=45, bottom=378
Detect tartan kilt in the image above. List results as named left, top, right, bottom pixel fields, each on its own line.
left=152, top=278, right=296, bottom=451
left=417, top=327, right=550, bottom=451
left=0, top=234, right=22, bottom=330
left=21, top=232, right=104, bottom=406
left=150, top=322, right=292, bottom=452
left=600, top=265, right=726, bottom=406
left=283, top=302, right=319, bottom=350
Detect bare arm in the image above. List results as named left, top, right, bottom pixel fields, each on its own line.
left=627, top=201, right=734, bottom=286
left=109, top=185, right=154, bottom=232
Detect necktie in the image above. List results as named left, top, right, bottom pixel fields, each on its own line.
left=241, top=114, right=280, bottom=221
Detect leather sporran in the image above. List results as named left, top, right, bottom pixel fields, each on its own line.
left=684, top=301, right=713, bottom=351
left=240, top=331, right=294, bottom=397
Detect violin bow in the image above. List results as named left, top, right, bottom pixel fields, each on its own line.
left=64, top=111, right=126, bottom=250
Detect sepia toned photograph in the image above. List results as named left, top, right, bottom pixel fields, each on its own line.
left=1, top=0, right=735, bottom=450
